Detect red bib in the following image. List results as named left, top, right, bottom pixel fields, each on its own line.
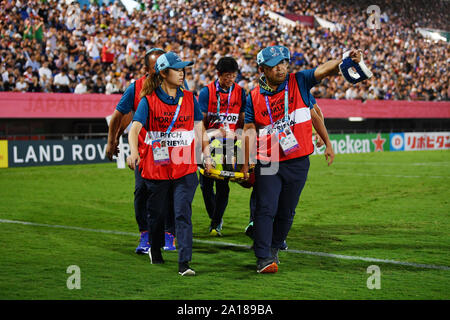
left=251, top=73, right=313, bottom=162
left=205, top=81, right=243, bottom=131
left=139, top=90, right=198, bottom=180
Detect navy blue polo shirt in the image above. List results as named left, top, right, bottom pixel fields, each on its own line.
left=309, top=93, right=317, bottom=107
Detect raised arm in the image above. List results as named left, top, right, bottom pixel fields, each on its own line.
left=314, top=49, right=362, bottom=82
left=313, top=59, right=341, bottom=82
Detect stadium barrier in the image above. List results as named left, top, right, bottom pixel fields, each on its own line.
left=0, top=92, right=121, bottom=119
left=0, top=132, right=448, bottom=168
left=1, top=92, right=449, bottom=119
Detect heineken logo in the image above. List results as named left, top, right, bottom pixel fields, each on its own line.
left=371, top=133, right=386, bottom=152
left=314, top=133, right=389, bottom=155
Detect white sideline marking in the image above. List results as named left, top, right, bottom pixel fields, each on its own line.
left=320, top=172, right=449, bottom=179
left=335, top=161, right=450, bottom=167
left=1, top=218, right=449, bottom=271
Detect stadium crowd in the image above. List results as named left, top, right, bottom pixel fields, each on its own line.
left=0, top=0, right=448, bottom=101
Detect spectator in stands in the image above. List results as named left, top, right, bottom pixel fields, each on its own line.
left=54, top=51, right=68, bottom=70
left=0, top=0, right=447, bottom=101
left=101, top=40, right=115, bottom=66
left=92, top=76, right=105, bottom=94
left=34, top=16, right=45, bottom=43
left=39, top=74, right=51, bottom=92
left=84, top=35, right=100, bottom=63
left=4, top=74, right=15, bottom=92
left=125, top=38, right=139, bottom=67
left=28, top=75, right=42, bottom=92
left=68, top=55, right=78, bottom=71
left=53, top=68, right=70, bottom=93
left=105, top=77, right=119, bottom=95
left=24, top=52, right=41, bottom=72
left=74, top=77, right=88, bottom=94
left=15, top=76, right=28, bottom=92
left=1, top=65, right=9, bottom=83
left=67, top=69, right=77, bottom=92
left=23, top=19, right=34, bottom=41
left=23, top=66, right=34, bottom=85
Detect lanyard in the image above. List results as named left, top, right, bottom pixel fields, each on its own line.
left=216, top=80, right=233, bottom=117
left=165, top=90, right=184, bottom=135
left=264, top=81, right=289, bottom=129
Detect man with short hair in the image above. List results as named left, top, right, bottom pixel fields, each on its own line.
left=53, top=68, right=70, bottom=93
left=15, top=76, right=28, bottom=92
left=23, top=66, right=34, bottom=84
left=242, top=45, right=366, bottom=273
left=244, top=91, right=326, bottom=245
left=74, top=77, right=87, bottom=94
left=198, top=57, right=246, bottom=236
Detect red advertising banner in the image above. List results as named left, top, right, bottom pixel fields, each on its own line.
left=315, top=99, right=450, bottom=119
left=0, top=92, right=449, bottom=119
left=0, top=92, right=120, bottom=119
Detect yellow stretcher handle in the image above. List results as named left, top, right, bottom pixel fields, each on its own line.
left=198, top=167, right=245, bottom=181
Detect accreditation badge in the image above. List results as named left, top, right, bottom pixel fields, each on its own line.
left=152, top=139, right=170, bottom=165
left=277, top=127, right=300, bottom=155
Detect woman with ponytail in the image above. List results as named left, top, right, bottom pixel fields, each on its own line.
left=127, top=52, right=212, bottom=276
left=106, top=48, right=168, bottom=255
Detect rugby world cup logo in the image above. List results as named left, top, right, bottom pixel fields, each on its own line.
left=152, top=140, right=161, bottom=149
left=270, top=47, right=280, bottom=57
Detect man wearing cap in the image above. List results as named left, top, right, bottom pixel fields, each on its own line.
left=244, top=91, right=326, bottom=247
left=106, top=48, right=178, bottom=254
left=242, top=45, right=367, bottom=273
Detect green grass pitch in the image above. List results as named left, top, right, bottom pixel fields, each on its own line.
left=0, top=150, right=449, bottom=299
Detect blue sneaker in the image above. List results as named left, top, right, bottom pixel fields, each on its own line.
left=163, top=232, right=176, bottom=251
left=280, top=240, right=288, bottom=250
left=217, top=219, right=223, bottom=231
left=135, top=231, right=150, bottom=254
left=245, top=221, right=254, bottom=240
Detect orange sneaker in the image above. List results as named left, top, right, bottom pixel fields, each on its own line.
left=257, top=258, right=278, bottom=273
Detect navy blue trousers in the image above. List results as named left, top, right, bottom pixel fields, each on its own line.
left=134, top=166, right=149, bottom=232
left=249, top=188, right=257, bottom=222
left=135, top=166, right=175, bottom=234
left=199, top=174, right=230, bottom=228
left=253, top=156, right=310, bottom=259
left=144, top=172, right=198, bottom=263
